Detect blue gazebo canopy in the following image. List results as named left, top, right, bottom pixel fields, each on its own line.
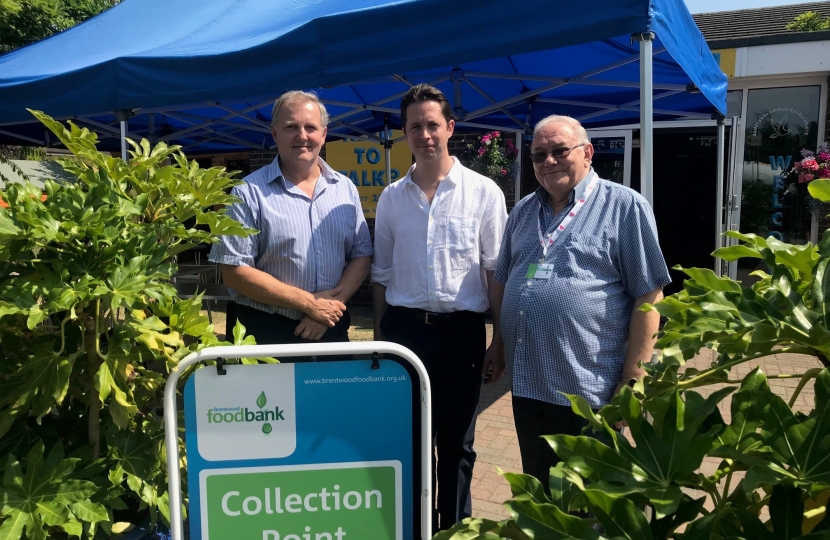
left=0, top=0, right=726, bottom=153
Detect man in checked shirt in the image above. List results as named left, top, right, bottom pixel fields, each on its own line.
left=493, top=115, right=671, bottom=490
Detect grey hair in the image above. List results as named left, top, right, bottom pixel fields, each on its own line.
left=533, top=115, right=589, bottom=145
left=270, top=90, right=329, bottom=128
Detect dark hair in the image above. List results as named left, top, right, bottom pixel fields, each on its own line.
left=400, top=83, right=454, bottom=128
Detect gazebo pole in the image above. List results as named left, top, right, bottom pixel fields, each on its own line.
left=115, top=109, right=129, bottom=161
left=514, top=131, right=523, bottom=206
left=715, top=117, right=725, bottom=276
left=384, top=118, right=392, bottom=188
left=636, top=32, right=655, bottom=207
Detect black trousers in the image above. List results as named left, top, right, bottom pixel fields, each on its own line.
left=380, top=306, right=485, bottom=532
left=513, top=395, right=615, bottom=492
left=236, top=304, right=351, bottom=362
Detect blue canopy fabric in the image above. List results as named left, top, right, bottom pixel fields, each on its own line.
left=0, top=0, right=726, bottom=152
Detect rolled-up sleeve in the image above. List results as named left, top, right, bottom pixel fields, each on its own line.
left=209, top=185, right=259, bottom=268
left=480, top=186, right=508, bottom=271
left=370, top=188, right=393, bottom=286
left=347, top=183, right=374, bottom=260
left=618, top=198, right=672, bottom=298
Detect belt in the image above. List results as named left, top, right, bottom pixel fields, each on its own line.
left=394, top=306, right=480, bottom=326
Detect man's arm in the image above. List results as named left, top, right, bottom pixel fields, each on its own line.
left=616, top=287, right=663, bottom=394
left=293, top=256, right=371, bottom=340
left=221, top=264, right=345, bottom=326
left=482, top=271, right=506, bottom=384
left=372, top=283, right=389, bottom=341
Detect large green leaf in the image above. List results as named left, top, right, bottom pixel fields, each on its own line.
left=583, top=489, right=652, bottom=540
left=432, top=518, right=531, bottom=540
left=0, top=441, right=97, bottom=540
left=793, top=369, right=830, bottom=485
left=770, top=484, right=804, bottom=539
left=808, top=178, right=830, bottom=202
left=505, top=499, right=601, bottom=540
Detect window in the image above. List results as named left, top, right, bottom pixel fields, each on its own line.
left=740, top=86, right=821, bottom=245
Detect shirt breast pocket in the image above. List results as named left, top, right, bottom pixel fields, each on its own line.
left=559, top=233, right=616, bottom=281
left=444, top=217, right=477, bottom=274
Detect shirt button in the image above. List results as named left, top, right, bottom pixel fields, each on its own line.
left=429, top=265, right=433, bottom=269
left=539, top=258, right=544, bottom=263
left=520, top=310, right=524, bottom=315
left=526, top=280, right=531, bottom=286
left=429, top=216, right=434, bottom=221
left=429, top=292, right=434, bottom=295
left=428, top=241, right=433, bottom=245
left=518, top=338, right=523, bottom=343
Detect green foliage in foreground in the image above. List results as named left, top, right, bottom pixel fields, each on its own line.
left=0, top=111, right=263, bottom=539
left=437, top=180, right=830, bottom=539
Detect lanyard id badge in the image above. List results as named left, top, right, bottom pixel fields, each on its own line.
left=526, top=263, right=554, bottom=279
left=531, top=173, right=599, bottom=279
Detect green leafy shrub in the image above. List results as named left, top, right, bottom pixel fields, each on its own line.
left=786, top=11, right=830, bottom=32
left=0, top=111, right=259, bottom=539
left=436, top=183, right=830, bottom=539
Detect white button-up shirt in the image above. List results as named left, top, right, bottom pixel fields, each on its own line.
left=371, top=157, right=507, bottom=313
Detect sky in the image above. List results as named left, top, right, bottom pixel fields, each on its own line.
left=685, top=0, right=817, bottom=13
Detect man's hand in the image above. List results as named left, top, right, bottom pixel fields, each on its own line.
left=613, top=365, right=647, bottom=428
left=481, top=338, right=506, bottom=385
left=306, top=286, right=346, bottom=327
left=294, top=315, right=329, bottom=341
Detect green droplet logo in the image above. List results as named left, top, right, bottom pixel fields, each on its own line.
left=262, top=423, right=272, bottom=434
left=256, top=391, right=267, bottom=408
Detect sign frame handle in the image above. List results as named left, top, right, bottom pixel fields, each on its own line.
left=163, top=341, right=433, bottom=540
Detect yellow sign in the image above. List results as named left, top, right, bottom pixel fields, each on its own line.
left=711, top=48, right=736, bottom=78
left=326, top=131, right=412, bottom=218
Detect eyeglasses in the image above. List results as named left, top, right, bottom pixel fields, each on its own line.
left=530, top=143, right=585, bottom=163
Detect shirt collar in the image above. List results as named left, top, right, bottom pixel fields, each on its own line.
left=535, top=167, right=596, bottom=206
left=402, top=156, right=462, bottom=187
left=268, top=155, right=340, bottom=186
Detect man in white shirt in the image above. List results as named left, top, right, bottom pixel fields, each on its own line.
left=371, top=84, right=508, bottom=531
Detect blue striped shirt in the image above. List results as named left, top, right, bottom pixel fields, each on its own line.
left=495, top=172, right=671, bottom=408
left=209, top=156, right=373, bottom=320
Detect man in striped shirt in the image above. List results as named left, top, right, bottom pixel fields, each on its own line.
left=210, top=91, right=372, bottom=350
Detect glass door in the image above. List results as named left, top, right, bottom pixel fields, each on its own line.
left=587, top=129, right=632, bottom=187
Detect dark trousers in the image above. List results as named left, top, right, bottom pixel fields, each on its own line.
left=513, top=396, right=597, bottom=491
left=380, top=306, right=485, bottom=532
left=236, top=304, right=350, bottom=362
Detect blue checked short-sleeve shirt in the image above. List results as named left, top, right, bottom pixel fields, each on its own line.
left=209, top=156, right=373, bottom=320
left=495, top=171, right=671, bottom=408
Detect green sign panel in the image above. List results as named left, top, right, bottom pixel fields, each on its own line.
left=201, top=461, right=401, bottom=540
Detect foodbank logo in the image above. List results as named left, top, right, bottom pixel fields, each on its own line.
left=206, top=392, right=285, bottom=434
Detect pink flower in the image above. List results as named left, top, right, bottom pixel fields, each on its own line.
left=478, top=147, right=486, bottom=157
left=492, top=131, right=500, bottom=137
left=802, top=157, right=819, bottom=171
left=481, top=134, right=491, bottom=143
left=818, top=152, right=830, bottom=162
left=799, top=173, right=806, bottom=183
left=821, top=167, right=830, bottom=178
left=804, top=173, right=815, bottom=182
left=501, top=169, right=507, bottom=175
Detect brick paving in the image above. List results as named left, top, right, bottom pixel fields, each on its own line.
left=469, top=348, right=825, bottom=521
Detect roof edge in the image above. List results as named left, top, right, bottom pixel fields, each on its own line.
left=707, top=29, right=830, bottom=49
